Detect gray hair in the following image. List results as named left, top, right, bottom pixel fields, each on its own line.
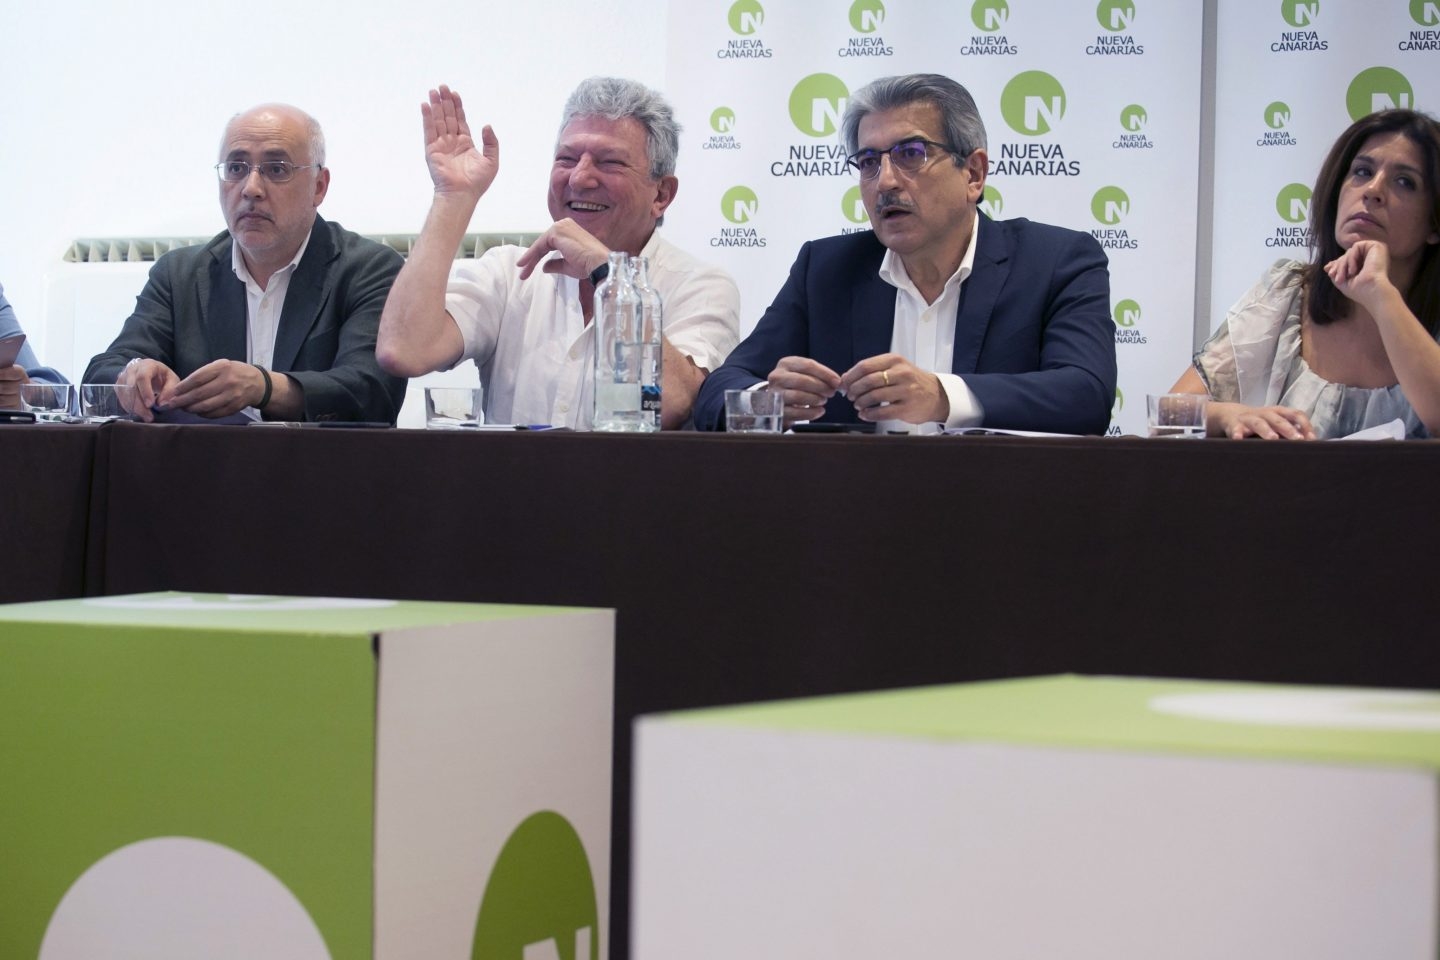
left=841, top=74, right=987, bottom=164
left=558, top=77, right=681, bottom=180
left=302, top=112, right=326, bottom=167
left=222, top=104, right=326, bottom=167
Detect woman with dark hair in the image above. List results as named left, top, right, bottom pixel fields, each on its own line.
left=1171, top=109, right=1440, bottom=438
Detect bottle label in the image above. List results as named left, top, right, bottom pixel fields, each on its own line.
left=641, top=385, right=661, bottom=414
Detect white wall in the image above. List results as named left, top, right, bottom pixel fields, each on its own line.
left=0, top=0, right=668, bottom=381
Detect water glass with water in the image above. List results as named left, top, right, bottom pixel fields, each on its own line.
left=725, top=389, right=784, bottom=434
left=1146, top=393, right=1208, bottom=439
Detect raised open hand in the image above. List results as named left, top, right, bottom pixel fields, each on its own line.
left=421, top=85, right=499, bottom=199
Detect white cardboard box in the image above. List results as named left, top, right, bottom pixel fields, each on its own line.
left=0, top=592, right=613, bottom=960
left=634, top=675, right=1440, bottom=959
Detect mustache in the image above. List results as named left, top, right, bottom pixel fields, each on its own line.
left=876, top=192, right=914, bottom=214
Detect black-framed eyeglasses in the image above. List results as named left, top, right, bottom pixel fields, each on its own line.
left=846, top=139, right=953, bottom=181
left=214, top=160, right=320, bottom=183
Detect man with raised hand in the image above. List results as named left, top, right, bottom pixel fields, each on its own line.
left=377, top=78, right=739, bottom=429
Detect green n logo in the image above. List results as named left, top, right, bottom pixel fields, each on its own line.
left=1283, top=0, right=1319, bottom=27
left=729, top=0, right=764, bottom=34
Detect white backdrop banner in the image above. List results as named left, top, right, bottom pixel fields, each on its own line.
left=1211, top=0, right=1438, bottom=364
left=663, top=0, right=1203, bottom=436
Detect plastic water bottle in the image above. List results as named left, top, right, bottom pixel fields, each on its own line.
left=628, top=255, right=664, bottom=431
left=592, top=251, right=651, bottom=432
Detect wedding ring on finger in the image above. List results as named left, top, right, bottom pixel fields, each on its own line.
left=882, top=369, right=891, bottom=387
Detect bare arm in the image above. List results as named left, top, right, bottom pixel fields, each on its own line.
left=1329, top=240, right=1440, bottom=433
left=377, top=85, right=499, bottom=377
left=659, top=340, right=705, bottom=429
left=1168, top=365, right=1314, bottom=439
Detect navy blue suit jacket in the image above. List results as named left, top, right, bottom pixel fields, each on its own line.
left=84, top=215, right=406, bottom=423
left=695, top=215, right=1116, bottom=434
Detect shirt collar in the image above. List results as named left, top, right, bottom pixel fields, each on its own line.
left=231, top=224, right=314, bottom=288
left=877, top=213, right=979, bottom=298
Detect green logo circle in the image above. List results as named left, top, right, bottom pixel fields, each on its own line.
left=849, top=0, right=885, bottom=32
left=999, top=71, right=1067, bottom=137
left=1091, top=186, right=1131, bottom=225
left=980, top=185, right=1004, bottom=219
left=1096, top=0, right=1136, bottom=32
left=1113, top=299, right=1142, bottom=328
left=1120, top=104, right=1147, bottom=132
left=1264, top=101, right=1292, bottom=129
left=841, top=185, right=868, bottom=223
left=471, top=811, right=598, bottom=960
left=1276, top=182, right=1312, bottom=224
left=722, top=185, right=760, bottom=224
left=728, top=0, right=765, bottom=34
left=788, top=73, right=851, bottom=137
left=1281, top=0, right=1319, bottom=28
left=710, top=107, right=737, bottom=134
left=971, top=0, right=1009, bottom=31
left=1346, top=67, right=1414, bottom=122
left=1414, top=0, right=1440, bottom=25
left=1113, top=386, right=1124, bottom=415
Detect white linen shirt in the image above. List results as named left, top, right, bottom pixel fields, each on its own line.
left=445, top=231, right=740, bottom=428
left=878, top=214, right=984, bottom=431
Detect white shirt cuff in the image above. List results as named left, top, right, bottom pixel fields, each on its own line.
left=937, top=373, right=984, bottom=428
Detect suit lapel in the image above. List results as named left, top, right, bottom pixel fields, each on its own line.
left=205, top=237, right=247, bottom=362
left=271, top=215, right=334, bottom=371
left=851, top=242, right=896, bottom=364
left=950, top=214, right=1011, bottom=374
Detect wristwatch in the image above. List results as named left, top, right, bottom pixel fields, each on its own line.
left=588, top=261, right=610, bottom=286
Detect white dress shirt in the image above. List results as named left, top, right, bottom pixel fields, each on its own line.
left=230, top=228, right=311, bottom=417
left=445, top=231, right=740, bottom=428
left=231, top=229, right=311, bottom=369
left=878, top=215, right=985, bottom=431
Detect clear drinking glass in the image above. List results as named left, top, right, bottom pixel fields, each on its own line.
left=424, top=387, right=484, bottom=428
left=80, top=384, right=141, bottom=422
left=1146, top=393, right=1208, bottom=439
left=19, top=383, right=75, bottom=422
left=725, top=389, right=785, bottom=434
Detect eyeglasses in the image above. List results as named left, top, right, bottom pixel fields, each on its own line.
left=846, top=139, right=953, bottom=181
left=214, top=160, right=320, bottom=183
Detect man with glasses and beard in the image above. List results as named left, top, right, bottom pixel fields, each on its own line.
left=695, top=73, right=1116, bottom=435
left=85, top=103, right=406, bottom=423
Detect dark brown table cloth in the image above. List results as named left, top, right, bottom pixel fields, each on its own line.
left=9, top=420, right=1440, bottom=958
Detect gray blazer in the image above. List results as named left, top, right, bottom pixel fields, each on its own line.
left=84, top=215, right=406, bottom=422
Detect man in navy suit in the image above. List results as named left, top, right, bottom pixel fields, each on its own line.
left=695, top=74, right=1116, bottom=435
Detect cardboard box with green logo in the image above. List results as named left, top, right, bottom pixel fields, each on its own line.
left=634, top=675, right=1440, bottom=958
left=0, top=593, right=612, bottom=960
